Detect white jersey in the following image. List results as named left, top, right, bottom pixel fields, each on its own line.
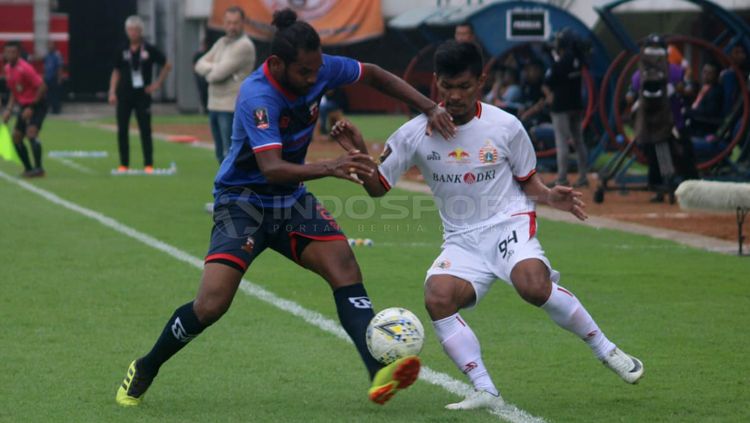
left=378, top=102, right=537, bottom=232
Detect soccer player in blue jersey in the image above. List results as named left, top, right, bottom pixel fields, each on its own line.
left=116, top=8, right=455, bottom=407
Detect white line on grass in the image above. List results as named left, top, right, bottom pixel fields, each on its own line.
left=0, top=169, right=546, bottom=423
left=49, top=156, right=97, bottom=174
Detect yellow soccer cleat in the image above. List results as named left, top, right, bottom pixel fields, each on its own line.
left=368, top=355, right=421, bottom=405
left=116, top=360, right=154, bottom=407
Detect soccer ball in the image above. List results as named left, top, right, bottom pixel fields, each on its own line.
left=366, top=307, right=425, bottom=365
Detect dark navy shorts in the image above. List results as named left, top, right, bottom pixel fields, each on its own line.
left=14, top=100, right=48, bottom=134
left=205, top=191, right=346, bottom=273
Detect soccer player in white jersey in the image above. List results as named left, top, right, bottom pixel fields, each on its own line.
left=331, top=40, right=643, bottom=411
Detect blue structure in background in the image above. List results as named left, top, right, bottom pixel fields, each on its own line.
left=390, top=0, right=611, bottom=79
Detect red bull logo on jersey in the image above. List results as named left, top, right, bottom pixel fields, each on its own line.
left=447, top=148, right=471, bottom=164
left=478, top=141, right=498, bottom=164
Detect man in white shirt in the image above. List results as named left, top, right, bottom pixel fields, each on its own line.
left=195, top=6, right=256, bottom=164
left=332, top=40, right=644, bottom=411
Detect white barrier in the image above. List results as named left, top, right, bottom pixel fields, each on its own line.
left=675, top=180, right=750, bottom=255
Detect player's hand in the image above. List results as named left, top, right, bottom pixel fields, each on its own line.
left=326, top=150, right=375, bottom=184
left=2, top=109, right=10, bottom=123
left=330, top=120, right=365, bottom=153
left=21, top=107, right=33, bottom=121
left=108, top=92, right=117, bottom=105
left=145, top=83, right=159, bottom=95
left=547, top=185, right=588, bottom=221
left=425, top=104, right=455, bottom=139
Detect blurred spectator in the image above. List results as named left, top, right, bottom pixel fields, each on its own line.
left=192, top=39, right=209, bottom=114
left=493, top=67, right=522, bottom=114
left=43, top=41, right=64, bottom=114
left=194, top=6, right=256, bottom=164
left=686, top=61, right=723, bottom=137
left=721, top=44, right=750, bottom=166
left=720, top=44, right=748, bottom=115
left=454, top=23, right=476, bottom=44
left=108, top=15, right=172, bottom=173
left=544, top=28, right=588, bottom=187
left=519, top=59, right=548, bottom=125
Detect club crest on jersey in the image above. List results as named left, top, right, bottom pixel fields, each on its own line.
left=254, top=107, right=270, bottom=129
left=447, top=148, right=471, bottom=164
left=433, top=259, right=451, bottom=269
left=426, top=151, right=441, bottom=161
left=478, top=141, right=498, bottom=164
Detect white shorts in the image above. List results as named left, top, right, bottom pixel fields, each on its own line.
left=425, top=211, right=560, bottom=307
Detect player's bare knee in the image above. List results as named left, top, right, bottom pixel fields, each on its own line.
left=193, top=296, right=231, bottom=325
left=514, top=274, right=551, bottom=306
left=424, top=282, right=458, bottom=318
left=512, top=260, right=552, bottom=306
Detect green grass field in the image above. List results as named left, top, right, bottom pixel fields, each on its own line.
left=1, top=116, right=748, bottom=422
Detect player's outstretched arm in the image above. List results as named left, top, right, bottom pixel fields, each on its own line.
left=519, top=173, right=588, bottom=221
left=255, top=147, right=374, bottom=186
left=330, top=120, right=387, bottom=197
left=359, top=63, right=455, bottom=139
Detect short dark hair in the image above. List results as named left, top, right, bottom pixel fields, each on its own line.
left=271, top=8, right=321, bottom=64
left=703, top=60, right=721, bottom=72
left=3, top=40, right=21, bottom=50
left=456, top=22, right=473, bottom=32
left=225, top=6, right=245, bottom=20
left=434, top=40, right=484, bottom=78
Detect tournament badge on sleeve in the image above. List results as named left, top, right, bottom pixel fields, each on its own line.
left=254, top=108, right=270, bottom=129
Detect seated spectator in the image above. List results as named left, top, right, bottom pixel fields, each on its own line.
left=518, top=58, right=549, bottom=126
left=484, top=66, right=522, bottom=114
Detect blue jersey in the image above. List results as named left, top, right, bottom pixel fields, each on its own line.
left=214, top=54, right=363, bottom=207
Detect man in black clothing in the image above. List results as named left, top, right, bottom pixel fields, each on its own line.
left=108, top=15, right=172, bottom=173
left=544, top=28, right=588, bottom=187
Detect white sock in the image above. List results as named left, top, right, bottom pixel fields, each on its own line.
left=433, top=313, right=499, bottom=396
left=541, top=283, right=616, bottom=360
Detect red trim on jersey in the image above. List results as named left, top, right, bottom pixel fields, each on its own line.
left=557, top=286, right=574, bottom=298
left=377, top=171, right=392, bottom=191
left=511, top=211, right=537, bottom=239
left=205, top=253, right=248, bottom=271
left=288, top=232, right=348, bottom=263
left=513, top=169, right=537, bottom=182
left=253, top=144, right=283, bottom=153
left=356, top=61, right=365, bottom=82
left=263, top=60, right=298, bottom=101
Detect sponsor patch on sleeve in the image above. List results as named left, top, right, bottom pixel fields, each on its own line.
left=254, top=107, right=270, bottom=129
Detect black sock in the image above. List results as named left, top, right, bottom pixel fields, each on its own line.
left=139, top=301, right=206, bottom=377
left=333, top=283, right=383, bottom=379
left=14, top=142, right=32, bottom=171
left=30, top=138, right=42, bottom=169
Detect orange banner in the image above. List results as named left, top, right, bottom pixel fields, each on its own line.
left=210, top=0, right=384, bottom=46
